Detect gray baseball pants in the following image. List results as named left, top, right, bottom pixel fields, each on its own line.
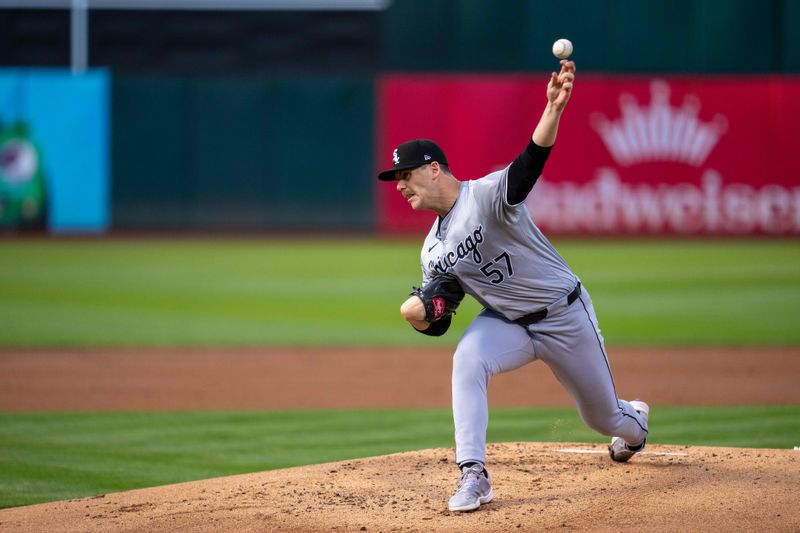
left=452, top=286, right=649, bottom=465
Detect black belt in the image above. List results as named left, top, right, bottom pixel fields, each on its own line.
left=516, top=282, right=581, bottom=326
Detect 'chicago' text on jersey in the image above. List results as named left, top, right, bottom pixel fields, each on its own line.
left=429, top=225, right=485, bottom=275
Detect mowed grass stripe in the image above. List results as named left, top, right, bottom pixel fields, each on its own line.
left=1, top=406, right=799, bottom=509
left=1, top=239, right=798, bottom=346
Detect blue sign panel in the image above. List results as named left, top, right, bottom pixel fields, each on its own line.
left=0, top=69, right=110, bottom=233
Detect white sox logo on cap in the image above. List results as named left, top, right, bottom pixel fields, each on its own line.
left=377, top=139, right=448, bottom=181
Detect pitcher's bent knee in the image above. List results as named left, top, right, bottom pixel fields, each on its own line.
left=452, top=349, right=493, bottom=386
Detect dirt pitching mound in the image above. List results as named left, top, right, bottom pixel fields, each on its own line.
left=1, top=442, right=797, bottom=532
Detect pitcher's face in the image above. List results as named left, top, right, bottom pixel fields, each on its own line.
left=395, top=163, right=437, bottom=210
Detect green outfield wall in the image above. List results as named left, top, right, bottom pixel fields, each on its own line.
left=383, top=0, right=799, bottom=73
left=111, top=76, right=375, bottom=231
left=2, top=1, right=797, bottom=75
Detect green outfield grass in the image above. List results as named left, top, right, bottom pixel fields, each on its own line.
left=1, top=238, right=798, bottom=346
left=0, top=406, right=797, bottom=509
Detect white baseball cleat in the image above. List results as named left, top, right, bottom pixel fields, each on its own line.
left=609, top=400, right=649, bottom=463
left=448, top=464, right=493, bottom=512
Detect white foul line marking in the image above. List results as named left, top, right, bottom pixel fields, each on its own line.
left=555, top=448, right=689, bottom=457
left=556, top=448, right=606, bottom=454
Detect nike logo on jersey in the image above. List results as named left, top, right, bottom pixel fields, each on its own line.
left=428, top=241, right=441, bottom=252
left=428, top=225, right=485, bottom=275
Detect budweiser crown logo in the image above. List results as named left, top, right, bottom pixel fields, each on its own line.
left=591, top=80, right=728, bottom=167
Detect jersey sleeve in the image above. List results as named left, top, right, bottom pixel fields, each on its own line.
left=420, top=227, right=438, bottom=284
left=471, top=140, right=551, bottom=224
left=471, top=166, right=525, bottom=224
left=421, top=267, right=432, bottom=287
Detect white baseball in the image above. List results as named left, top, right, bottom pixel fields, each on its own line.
left=552, top=38, right=573, bottom=59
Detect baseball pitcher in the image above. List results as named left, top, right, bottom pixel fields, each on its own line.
left=377, top=60, right=649, bottom=512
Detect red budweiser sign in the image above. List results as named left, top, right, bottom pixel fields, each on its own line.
left=376, top=75, right=800, bottom=235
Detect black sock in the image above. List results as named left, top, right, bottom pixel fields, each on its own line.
left=459, top=461, right=487, bottom=477
left=627, top=440, right=646, bottom=452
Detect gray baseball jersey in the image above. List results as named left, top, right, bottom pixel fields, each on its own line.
left=420, top=164, right=578, bottom=320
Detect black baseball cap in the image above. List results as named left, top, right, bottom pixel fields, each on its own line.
left=377, top=139, right=448, bottom=181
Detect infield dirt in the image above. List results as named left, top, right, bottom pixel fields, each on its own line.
left=1, top=346, right=799, bottom=410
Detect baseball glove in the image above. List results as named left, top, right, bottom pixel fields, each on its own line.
left=411, top=273, right=465, bottom=323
